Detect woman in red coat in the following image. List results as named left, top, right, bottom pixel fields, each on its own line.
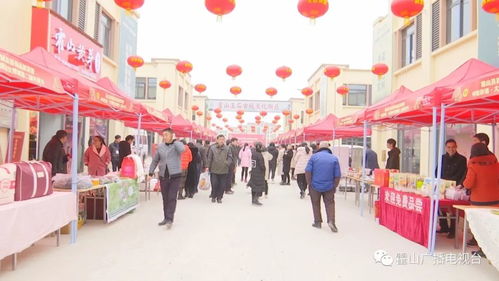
left=84, top=136, right=111, bottom=177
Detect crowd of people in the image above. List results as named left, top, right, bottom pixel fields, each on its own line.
left=39, top=128, right=498, bottom=243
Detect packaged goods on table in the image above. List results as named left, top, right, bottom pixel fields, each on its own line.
left=0, top=163, right=16, bottom=205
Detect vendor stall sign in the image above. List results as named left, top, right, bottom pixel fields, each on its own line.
left=5, top=132, right=25, bottom=163
left=454, top=74, right=499, bottom=102
left=106, top=179, right=139, bottom=223
left=89, top=89, right=134, bottom=112
left=31, top=8, right=103, bottom=81
left=383, top=189, right=423, bottom=214
left=207, top=99, right=291, bottom=113
left=338, top=115, right=356, bottom=126
left=374, top=101, right=411, bottom=119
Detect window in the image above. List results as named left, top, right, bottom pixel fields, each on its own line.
left=77, top=0, right=87, bottom=32
left=314, top=91, right=320, bottom=111
left=147, top=78, right=157, bottom=100
left=178, top=86, right=184, bottom=107
left=135, top=77, right=146, bottom=99
left=341, top=137, right=371, bottom=147
left=308, top=96, right=313, bottom=109
left=184, top=92, right=189, bottom=110
left=342, top=84, right=370, bottom=106
left=52, top=0, right=73, bottom=22
left=98, top=12, right=113, bottom=57
left=446, top=0, right=471, bottom=44
left=432, top=0, right=441, bottom=51
left=402, top=23, right=417, bottom=67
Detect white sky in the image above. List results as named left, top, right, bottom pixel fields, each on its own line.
left=137, top=0, right=389, bottom=129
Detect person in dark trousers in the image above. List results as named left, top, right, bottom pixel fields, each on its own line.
left=108, top=135, right=121, bottom=172
left=364, top=145, right=380, bottom=176
left=247, top=142, right=266, bottom=206
left=267, top=143, right=278, bottom=181
left=207, top=135, right=233, bottom=203
left=385, top=138, right=400, bottom=170
left=281, top=144, right=294, bottom=185
left=463, top=142, right=499, bottom=258
left=196, top=139, right=208, bottom=173
left=149, top=128, right=185, bottom=229
left=119, top=135, right=134, bottom=169
left=435, top=139, right=467, bottom=239
left=294, top=143, right=313, bottom=199
left=225, top=138, right=239, bottom=194
left=306, top=141, right=341, bottom=232
left=42, top=130, right=69, bottom=176
left=239, top=143, right=252, bottom=182
left=185, top=142, right=200, bottom=198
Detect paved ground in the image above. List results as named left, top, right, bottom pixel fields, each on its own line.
left=1, top=177, right=498, bottom=281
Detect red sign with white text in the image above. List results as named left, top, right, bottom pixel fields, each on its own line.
left=31, top=7, right=103, bottom=81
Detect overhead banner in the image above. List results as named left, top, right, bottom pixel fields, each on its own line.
left=207, top=99, right=291, bottom=113
left=117, top=11, right=138, bottom=97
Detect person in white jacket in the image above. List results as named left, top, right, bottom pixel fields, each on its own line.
left=294, top=143, right=313, bottom=199
left=276, top=144, right=285, bottom=184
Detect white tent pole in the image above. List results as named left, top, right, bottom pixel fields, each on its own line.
left=360, top=120, right=368, bottom=216
left=7, top=106, right=16, bottom=162
left=431, top=104, right=446, bottom=254
left=427, top=106, right=438, bottom=253
left=70, top=94, right=79, bottom=244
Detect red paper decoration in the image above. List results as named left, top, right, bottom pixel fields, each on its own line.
left=159, top=80, right=171, bottom=90
left=191, top=105, right=200, bottom=111
left=127, top=56, right=144, bottom=70
left=115, top=0, right=144, bottom=11
left=195, top=84, right=207, bottom=93
left=265, top=87, right=278, bottom=98
left=297, top=0, right=329, bottom=20
left=226, top=65, right=242, bottom=79
left=305, top=108, right=314, bottom=115
left=337, top=85, right=349, bottom=95
left=293, top=114, right=300, bottom=120
left=324, top=65, right=341, bottom=79
left=301, top=87, right=313, bottom=97
left=176, top=60, right=193, bottom=74
left=276, top=66, right=293, bottom=81
left=230, top=86, right=242, bottom=96
left=205, top=0, right=236, bottom=17
left=371, top=63, right=389, bottom=79
left=391, top=0, right=424, bottom=23
left=282, top=110, right=291, bottom=116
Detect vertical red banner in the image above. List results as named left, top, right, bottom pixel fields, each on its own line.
left=5, top=132, right=25, bottom=163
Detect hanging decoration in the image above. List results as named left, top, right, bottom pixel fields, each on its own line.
left=195, top=84, right=207, bottom=93
left=256, top=120, right=261, bottom=125
left=176, top=60, right=193, bottom=74
left=127, top=56, right=144, bottom=70
left=272, top=120, right=278, bottom=124
left=288, top=119, right=294, bottom=124
left=216, top=113, right=223, bottom=119
left=191, top=105, right=199, bottom=111
left=305, top=108, right=314, bottom=115
left=115, top=0, right=144, bottom=12
left=276, top=66, right=293, bottom=81
left=206, top=115, right=212, bottom=121
left=237, top=110, right=245, bottom=115
left=239, top=119, right=245, bottom=123
left=324, top=65, right=341, bottom=79
left=159, top=80, right=171, bottom=91
left=205, top=0, right=236, bottom=19
left=196, top=111, right=203, bottom=116
left=214, top=108, right=222, bottom=114
left=282, top=110, right=291, bottom=116
left=293, top=114, right=300, bottom=120
left=297, top=0, right=329, bottom=22
left=260, top=111, right=268, bottom=117
left=371, top=63, right=389, bottom=79
left=255, top=116, right=262, bottom=121
left=230, top=86, right=242, bottom=96
left=265, top=87, right=278, bottom=98
left=482, top=0, right=499, bottom=19
left=236, top=115, right=242, bottom=120
left=226, top=65, right=242, bottom=79
left=274, top=115, right=281, bottom=121
left=301, top=87, right=313, bottom=97
left=391, top=0, right=424, bottom=25
left=337, top=85, right=349, bottom=95
left=223, top=118, right=228, bottom=123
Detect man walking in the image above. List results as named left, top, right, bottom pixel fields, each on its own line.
left=196, top=139, right=208, bottom=173
left=305, top=141, right=341, bottom=232
left=109, top=135, right=121, bottom=172
left=119, top=135, right=135, bottom=169
left=149, top=128, right=185, bottom=229
left=267, top=143, right=278, bottom=181
left=364, top=145, right=379, bottom=176
left=207, top=135, right=233, bottom=203
left=226, top=138, right=239, bottom=194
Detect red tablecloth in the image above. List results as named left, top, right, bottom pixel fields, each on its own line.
left=379, top=187, right=469, bottom=247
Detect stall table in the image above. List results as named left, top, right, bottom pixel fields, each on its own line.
left=379, top=187, right=469, bottom=247
left=0, top=192, right=77, bottom=270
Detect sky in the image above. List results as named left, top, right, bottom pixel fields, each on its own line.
left=137, top=0, right=390, bottom=129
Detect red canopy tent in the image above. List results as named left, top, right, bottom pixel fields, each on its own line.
left=171, top=114, right=194, bottom=138
left=302, top=114, right=369, bottom=139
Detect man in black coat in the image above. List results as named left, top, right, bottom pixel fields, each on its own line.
left=385, top=138, right=401, bottom=170
left=118, top=135, right=134, bottom=169
left=437, top=139, right=467, bottom=238
left=267, top=143, right=279, bottom=181
left=42, top=130, right=69, bottom=176
left=248, top=142, right=266, bottom=206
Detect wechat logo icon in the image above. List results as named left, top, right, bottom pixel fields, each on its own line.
left=374, top=250, right=394, bottom=266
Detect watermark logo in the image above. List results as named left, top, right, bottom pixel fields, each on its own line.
left=373, top=250, right=482, bottom=266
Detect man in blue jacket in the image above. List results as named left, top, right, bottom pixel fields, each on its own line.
left=305, top=141, right=342, bottom=232
left=149, top=128, right=185, bottom=229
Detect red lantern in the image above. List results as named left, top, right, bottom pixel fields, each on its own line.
left=236, top=115, right=242, bottom=120
left=305, top=108, right=314, bottom=115
left=324, top=66, right=341, bottom=79
left=206, top=116, right=212, bottom=121
left=274, top=115, right=281, bottom=121
left=115, top=0, right=144, bottom=11
left=216, top=113, right=223, bottom=119
left=272, top=120, right=278, bottom=124
left=196, top=111, right=203, bottom=116
left=223, top=118, right=228, bottom=123
left=237, top=110, right=245, bottom=115
left=282, top=110, right=291, bottom=116
left=297, top=0, right=329, bottom=20
left=226, top=65, right=242, bottom=79
left=372, top=63, right=389, bottom=79
left=205, top=0, right=236, bottom=17
left=288, top=119, right=294, bottom=124
left=276, top=66, right=292, bottom=81
left=391, top=0, right=424, bottom=24
left=195, top=84, right=207, bottom=93
left=239, top=119, right=245, bottom=124
left=256, top=120, right=261, bottom=125
left=293, top=114, right=300, bottom=120
left=159, top=80, right=171, bottom=90
left=260, top=111, right=268, bottom=117
left=482, top=0, right=499, bottom=19
left=127, top=56, right=144, bottom=70
left=214, top=108, right=222, bottom=114
left=176, top=60, right=193, bottom=74
left=266, top=87, right=278, bottom=98
left=191, top=105, right=200, bottom=111
left=255, top=116, right=262, bottom=121
left=230, top=86, right=242, bottom=96
left=301, top=87, right=313, bottom=97
left=337, top=85, right=349, bottom=95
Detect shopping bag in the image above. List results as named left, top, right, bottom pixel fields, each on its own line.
left=120, top=157, right=137, bottom=179
left=198, top=172, right=211, bottom=191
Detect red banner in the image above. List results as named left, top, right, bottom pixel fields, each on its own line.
left=453, top=73, right=499, bottom=103
left=5, top=132, right=25, bottom=163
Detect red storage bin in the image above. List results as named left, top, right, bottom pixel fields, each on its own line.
left=120, top=157, right=137, bottom=179
left=14, top=161, right=53, bottom=201
left=374, top=169, right=390, bottom=187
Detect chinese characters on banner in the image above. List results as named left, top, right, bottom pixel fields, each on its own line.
left=206, top=99, right=291, bottom=113
left=31, top=8, right=103, bottom=81
left=384, top=188, right=424, bottom=213
left=4, top=132, right=25, bottom=163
